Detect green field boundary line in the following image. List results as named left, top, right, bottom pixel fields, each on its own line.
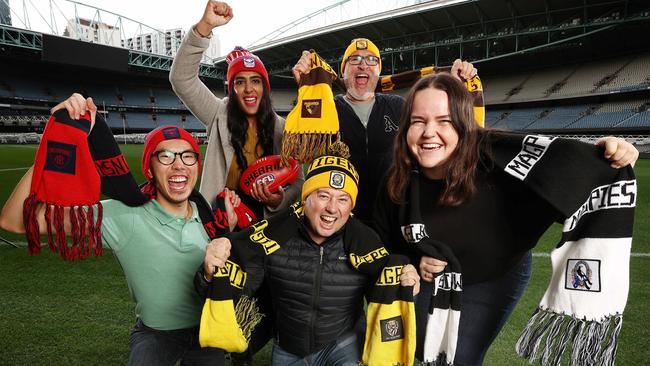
left=0, top=167, right=30, bottom=172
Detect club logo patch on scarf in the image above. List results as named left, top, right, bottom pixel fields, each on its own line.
left=380, top=316, right=404, bottom=342
left=400, top=223, right=428, bottom=243
left=504, top=135, right=555, bottom=180
left=565, top=259, right=601, bottom=292
left=329, top=171, right=345, bottom=189
left=45, top=140, right=76, bottom=174
left=301, top=99, right=322, bottom=118
left=243, top=57, right=255, bottom=68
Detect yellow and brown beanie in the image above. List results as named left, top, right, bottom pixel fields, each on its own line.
left=340, top=38, right=382, bottom=75
left=301, top=155, right=359, bottom=208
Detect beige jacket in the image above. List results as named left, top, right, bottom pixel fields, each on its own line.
left=169, top=29, right=302, bottom=215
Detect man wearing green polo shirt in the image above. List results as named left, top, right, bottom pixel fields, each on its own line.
left=0, top=94, right=237, bottom=365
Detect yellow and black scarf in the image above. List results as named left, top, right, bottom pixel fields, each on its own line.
left=199, top=202, right=416, bottom=365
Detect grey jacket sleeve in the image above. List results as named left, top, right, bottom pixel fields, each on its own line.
left=169, top=27, right=226, bottom=133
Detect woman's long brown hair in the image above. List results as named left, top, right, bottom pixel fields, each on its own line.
left=387, top=73, right=484, bottom=206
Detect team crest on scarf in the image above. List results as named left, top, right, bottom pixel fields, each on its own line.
left=380, top=316, right=404, bottom=342
left=301, top=99, right=322, bottom=118
left=566, top=259, right=601, bottom=292
left=45, top=140, right=76, bottom=174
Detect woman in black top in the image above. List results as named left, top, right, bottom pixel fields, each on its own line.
left=373, top=73, right=638, bottom=365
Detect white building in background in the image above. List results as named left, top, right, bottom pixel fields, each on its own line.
left=63, top=17, right=121, bottom=47
left=125, top=28, right=221, bottom=61
left=0, top=0, right=11, bottom=26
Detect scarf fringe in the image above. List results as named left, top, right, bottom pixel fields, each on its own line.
left=21, top=194, right=103, bottom=261
left=234, top=295, right=264, bottom=342
left=516, top=308, right=623, bottom=366
left=23, top=193, right=41, bottom=256
left=281, top=133, right=339, bottom=164
left=422, top=352, right=453, bottom=366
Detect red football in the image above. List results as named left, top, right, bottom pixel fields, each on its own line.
left=239, top=155, right=301, bottom=196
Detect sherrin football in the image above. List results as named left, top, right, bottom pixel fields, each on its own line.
left=239, top=155, right=300, bottom=196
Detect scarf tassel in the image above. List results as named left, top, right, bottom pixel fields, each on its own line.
left=281, top=133, right=339, bottom=165
left=21, top=194, right=103, bottom=261
left=23, top=193, right=41, bottom=256
left=516, top=308, right=623, bottom=366
left=422, top=352, right=453, bottom=366
left=234, top=295, right=264, bottom=342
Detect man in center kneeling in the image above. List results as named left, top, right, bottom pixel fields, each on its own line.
left=198, top=153, right=420, bottom=366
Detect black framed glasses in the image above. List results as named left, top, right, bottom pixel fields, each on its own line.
left=152, top=150, right=199, bottom=166
left=347, top=55, right=379, bottom=66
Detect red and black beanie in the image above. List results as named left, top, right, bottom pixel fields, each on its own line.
left=141, top=125, right=201, bottom=181
left=225, top=46, right=270, bottom=94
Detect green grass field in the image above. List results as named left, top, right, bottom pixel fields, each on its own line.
left=0, top=144, right=648, bottom=365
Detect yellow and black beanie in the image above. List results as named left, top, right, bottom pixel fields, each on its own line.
left=341, top=38, right=382, bottom=75
left=301, top=155, right=359, bottom=208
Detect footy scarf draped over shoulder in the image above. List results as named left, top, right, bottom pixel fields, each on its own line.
left=199, top=202, right=417, bottom=366
left=401, top=133, right=635, bottom=366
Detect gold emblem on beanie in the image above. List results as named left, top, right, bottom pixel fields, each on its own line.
left=355, top=39, right=368, bottom=50
left=301, top=99, right=322, bottom=118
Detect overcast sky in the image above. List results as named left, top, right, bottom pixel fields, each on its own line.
left=8, top=0, right=340, bottom=56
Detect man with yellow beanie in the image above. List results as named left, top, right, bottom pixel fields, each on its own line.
left=293, top=39, right=478, bottom=224
left=199, top=153, right=421, bottom=365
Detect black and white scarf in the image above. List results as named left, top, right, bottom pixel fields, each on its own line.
left=400, top=133, right=635, bottom=366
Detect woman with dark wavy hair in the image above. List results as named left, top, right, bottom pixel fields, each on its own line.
left=170, top=1, right=302, bottom=221
left=373, top=73, right=638, bottom=365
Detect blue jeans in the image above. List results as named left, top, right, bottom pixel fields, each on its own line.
left=271, top=331, right=360, bottom=366
left=415, top=251, right=532, bottom=366
left=128, top=318, right=224, bottom=366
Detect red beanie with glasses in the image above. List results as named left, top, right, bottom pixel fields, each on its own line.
left=141, top=125, right=201, bottom=181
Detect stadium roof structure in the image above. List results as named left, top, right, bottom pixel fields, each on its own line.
left=212, top=0, right=650, bottom=88
left=1, top=0, right=648, bottom=86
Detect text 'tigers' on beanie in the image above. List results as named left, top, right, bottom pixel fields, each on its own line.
left=225, top=46, right=270, bottom=94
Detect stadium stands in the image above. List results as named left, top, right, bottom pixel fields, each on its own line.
left=484, top=53, right=650, bottom=104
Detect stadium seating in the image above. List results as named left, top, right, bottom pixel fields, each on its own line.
left=119, top=86, right=153, bottom=106
left=483, top=53, right=650, bottom=104
left=270, top=90, right=297, bottom=112
left=598, top=52, right=650, bottom=93
left=153, top=89, right=185, bottom=108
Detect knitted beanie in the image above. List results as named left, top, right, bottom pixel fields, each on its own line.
left=301, top=155, right=359, bottom=208
left=340, top=38, right=381, bottom=75
left=141, top=125, right=201, bottom=181
left=226, top=46, right=270, bottom=94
